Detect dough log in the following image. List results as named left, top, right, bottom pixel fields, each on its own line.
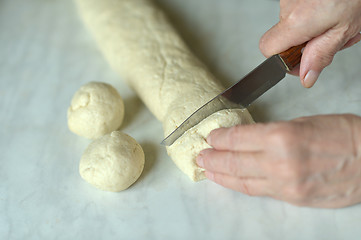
left=76, top=0, right=254, bottom=181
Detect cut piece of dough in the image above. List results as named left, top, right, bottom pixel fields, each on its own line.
left=76, top=0, right=254, bottom=181
left=79, top=131, right=145, bottom=192
left=167, top=109, right=254, bottom=181
left=68, top=82, right=124, bottom=139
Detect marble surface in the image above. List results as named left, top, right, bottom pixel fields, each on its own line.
left=1, top=0, right=361, bottom=239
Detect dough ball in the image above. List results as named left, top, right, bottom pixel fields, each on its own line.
left=79, top=131, right=145, bottom=192
left=68, top=82, right=124, bottom=139
left=166, top=109, right=254, bottom=181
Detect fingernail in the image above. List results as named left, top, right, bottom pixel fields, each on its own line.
left=304, top=70, right=320, bottom=88
left=205, top=171, right=214, bottom=181
left=196, top=154, right=204, bottom=167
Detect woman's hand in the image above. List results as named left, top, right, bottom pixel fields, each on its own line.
left=196, top=114, right=361, bottom=208
left=259, top=0, right=361, bottom=88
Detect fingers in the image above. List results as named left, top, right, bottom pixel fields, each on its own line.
left=259, top=16, right=326, bottom=58
left=259, top=0, right=339, bottom=57
left=299, top=28, right=352, bottom=88
left=205, top=171, right=270, bottom=196
left=262, top=25, right=358, bottom=88
left=259, top=0, right=361, bottom=89
left=301, top=32, right=360, bottom=88
left=207, top=124, right=266, bottom=151
left=197, top=148, right=265, bottom=177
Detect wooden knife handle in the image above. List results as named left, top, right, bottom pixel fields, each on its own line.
left=278, top=42, right=307, bottom=71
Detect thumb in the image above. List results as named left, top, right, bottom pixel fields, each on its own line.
left=299, top=28, right=350, bottom=88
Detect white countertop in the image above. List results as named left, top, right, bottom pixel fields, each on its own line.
left=1, top=0, right=361, bottom=239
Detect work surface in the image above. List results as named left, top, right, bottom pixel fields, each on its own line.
left=1, top=0, right=361, bottom=239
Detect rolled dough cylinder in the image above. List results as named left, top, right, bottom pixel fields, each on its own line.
left=76, top=0, right=254, bottom=181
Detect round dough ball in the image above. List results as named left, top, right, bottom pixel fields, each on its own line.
left=68, top=82, right=124, bottom=139
left=79, top=131, right=145, bottom=192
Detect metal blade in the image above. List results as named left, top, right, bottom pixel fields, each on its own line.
left=161, top=55, right=287, bottom=146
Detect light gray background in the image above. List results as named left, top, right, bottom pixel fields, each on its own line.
left=1, top=0, right=361, bottom=239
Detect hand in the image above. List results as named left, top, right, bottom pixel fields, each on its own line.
left=259, top=0, right=361, bottom=88
left=196, top=114, right=361, bottom=208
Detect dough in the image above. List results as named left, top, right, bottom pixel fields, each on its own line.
left=68, top=82, right=124, bottom=139
left=79, top=131, right=145, bottom=192
left=76, top=0, right=254, bottom=181
left=167, top=109, right=253, bottom=181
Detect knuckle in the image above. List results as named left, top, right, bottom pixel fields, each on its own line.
left=238, top=181, right=256, bottom=196
left=230, top=125, right=242, bottom=137
left=259, top=37, right=267, bottom=56
left=239, top=182, right=250, bottom=195
left=312, top=25, right=357, bottom=67
left=224, top=153, right=239, bottom=176
left=227, top=126, right=243, bottom=149
left=278, top=160, right=304, bottom=181
left=264, top=123, right=308, bottom=180
left=338, top=24, right=359, bottom=41
left=284, top=6, right=307, bottom=27
left=200, top=149, right=216, bottom=169
left=312, top=49, right=335, bottom=68
left=283, top=12, right=296, bottom=26
left=210, top=172, right=225, bottom=186
left=267, top=123, right=297, bottom=149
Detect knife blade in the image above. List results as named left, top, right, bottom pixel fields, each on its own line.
left=161, top=43, right=306, bottom=146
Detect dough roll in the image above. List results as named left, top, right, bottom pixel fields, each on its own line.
left=76, top=0, right=254, bottom=181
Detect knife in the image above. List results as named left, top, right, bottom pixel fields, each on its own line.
left=161, top=43, right=306, bottom=146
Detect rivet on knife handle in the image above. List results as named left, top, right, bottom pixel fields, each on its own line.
left=278, top=42, right=307, bottom=71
